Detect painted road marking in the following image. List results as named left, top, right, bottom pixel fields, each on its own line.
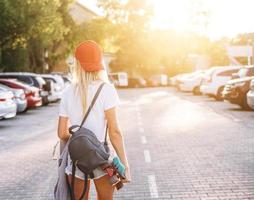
left=148, top=175, right=159, bottom=198
left=139, top=127, right=144, bottom=133
left=144, top=150, right=151, bottom=163
left=141, top=136, right=147, bottom=144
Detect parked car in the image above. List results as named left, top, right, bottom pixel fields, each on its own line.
left=169, top=73, right=190, bottom=87
left=0, top=72, right=49, bottom=105
left=222, top=76, right=254, bottom=110
left=247, top=79, right=254, bottom=109
left=0, top=87, right=17, bottom=119
left=52, top=74, right=66, bottom=90
left=0, top=83, right=27, bottom=113
left=41, top=74, right=63, bottom=102
left=169, top=74, right=180, bottom=86
left=150, top=74, right=168, bottom=86
left=127, top=77, right=147, bottom=88
left=177, top=70, right=205, bottom=94
left=144, top=78, right=158, bottom=87
left=0, top=79, right=42, bottom=109
left=200, top=66, right=242, bottom=100
left=61, top=75, right=71, bottom=85
left=231, top=65, right=254, bottom=79
left=109, top=72, right=128, bottom=87
left=222, top=66, right=254, bottom=110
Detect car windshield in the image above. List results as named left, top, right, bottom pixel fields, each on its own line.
left=44, top=77, right=57, bottom=83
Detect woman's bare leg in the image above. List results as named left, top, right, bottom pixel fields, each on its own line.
left=67, top=175, right=91, bottom=200
left=94, top=175, right=115, bottom=200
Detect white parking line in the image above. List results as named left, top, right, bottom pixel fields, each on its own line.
left=139, top=127, right=144, bottom=133
left=148, top=175, right=159, bottom=198
left=141, top=136, right=147, bottom=144
left=144, top=150, right=151, bottom=163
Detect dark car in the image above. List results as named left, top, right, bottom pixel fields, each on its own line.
left=222, top=76, right=254, bottom=110
left=0, top=72, right=49, bottom=105
left=222, top=66, right=254, bottom=110
left=127, top=78, right=146, bottom=88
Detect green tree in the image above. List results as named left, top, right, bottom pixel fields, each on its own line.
left=98, top=0, right=154, bottom=77
left=0, top=0, right=72, bottom=72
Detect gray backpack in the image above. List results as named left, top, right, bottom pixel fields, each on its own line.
left=67, top=83, right=110, bottom=200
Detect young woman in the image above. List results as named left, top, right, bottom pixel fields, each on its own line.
left=57, top=40, right=131, bottom=200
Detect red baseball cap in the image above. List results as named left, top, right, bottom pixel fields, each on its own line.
left=75, top=40, right=104, bottom=72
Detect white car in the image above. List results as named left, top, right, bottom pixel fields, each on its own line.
left=178, top=71, right=204, bottom=94
left=169, top=73, right=189, bottom=86
left=0, top=87, right=17, bottom=119
left=41, top=74, right=63, bottom=102
left=109, top=72, right=128, bottom=87
left=150, top=74, right=168, bottom=86
left=200, top=66, right=242, bottom=100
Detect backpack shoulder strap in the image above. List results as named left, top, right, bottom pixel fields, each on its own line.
left=79, top=83, right=105, bottom=128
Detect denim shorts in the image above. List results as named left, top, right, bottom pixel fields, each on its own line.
left=65, top=152, right=115, bottom=180
left=65, top=165, right=107, bottom=180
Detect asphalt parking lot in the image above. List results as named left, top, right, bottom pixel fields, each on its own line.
left=0, top=87, right=253, bottom=200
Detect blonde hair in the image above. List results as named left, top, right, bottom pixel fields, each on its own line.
left=71, top=60, right=109, bottom=115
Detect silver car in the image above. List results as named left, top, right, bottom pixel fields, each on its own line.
left=0, top=87, right=17, bottom=119
left=40, top=74, right=62, bottom=102
left=0, top=84, right=27, bottom=113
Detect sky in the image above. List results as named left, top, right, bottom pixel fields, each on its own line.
left=79, top=0, right=254, bottom=40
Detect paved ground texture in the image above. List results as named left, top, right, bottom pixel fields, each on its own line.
left=0, top=87, right=253, bottom=200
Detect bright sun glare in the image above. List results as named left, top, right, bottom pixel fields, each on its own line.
left=150, top=0, right=254, bottom=40
left=79, top=0, right=254, bottom=40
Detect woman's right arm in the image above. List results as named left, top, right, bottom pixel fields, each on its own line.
left=57, top=116, right=70, bottom=141
left=105, top=107, right=131, bottom=182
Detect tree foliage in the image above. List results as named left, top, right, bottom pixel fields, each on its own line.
left=98, top=0, right=229, bottom=77
left=0, top=0, right=72, bottom=72
left=0, top=0, right=231, bottom=75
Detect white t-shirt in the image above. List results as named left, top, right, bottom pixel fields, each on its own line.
left=59, top=81, right=120, bottom=142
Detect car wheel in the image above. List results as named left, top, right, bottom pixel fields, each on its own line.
left=193, top=86, right=201, bottom=95
left=241, top=94, right=252, bottom=110
left=22, top=107, right=28, bottom=113
left=215, top=86, right=224, bottom=101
